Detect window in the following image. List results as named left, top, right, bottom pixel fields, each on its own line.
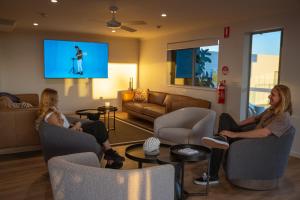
left=247, top=29, right=282, bottom=117
left=169, top=43, right=219, bottom=88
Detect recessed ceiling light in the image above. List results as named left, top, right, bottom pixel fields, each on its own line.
left=51, top=0, right=58, bottom=3
left=161, top=13, right=167, bottom=17
left=112, top=30, right=116, bottom=33
left=33, top=22, right=39, bottom=26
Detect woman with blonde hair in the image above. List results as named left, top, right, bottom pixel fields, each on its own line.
left=37, top=88, right=124, bottom=169
left=194, top=84, right=293, bottom=185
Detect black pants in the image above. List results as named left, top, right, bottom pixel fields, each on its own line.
left=81, top=121, right=109, bottom=145
left=209, top=113, right=255, bottom=178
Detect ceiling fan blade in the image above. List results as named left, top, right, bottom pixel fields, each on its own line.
left=120, top=25, right=137, bottom=32
left=123, top=20, right=147, bottom=25
left=88, top=19, right=105, bottom=24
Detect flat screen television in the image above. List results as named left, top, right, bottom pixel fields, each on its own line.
left=44, top=39, right=108, bottom=78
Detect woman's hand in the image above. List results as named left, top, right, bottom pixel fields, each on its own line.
left=220, top=130, right=237, bottom=138
left=71, top=122, right=83, bottom=132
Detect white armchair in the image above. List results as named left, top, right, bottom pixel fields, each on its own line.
left=48, top=152, right=175, bottom=200
left=154, top=107, right=216, bottom=145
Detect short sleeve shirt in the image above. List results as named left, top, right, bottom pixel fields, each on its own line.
left=255, top=108, right=291, bottom=137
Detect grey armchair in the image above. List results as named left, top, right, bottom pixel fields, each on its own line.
left=225, top=126, right=295, bottom=190
left=48, top=152, right=175, bottom=200
left=154, top=107, right=216, bottom=145
left=38, top=118, right=102, bottom=162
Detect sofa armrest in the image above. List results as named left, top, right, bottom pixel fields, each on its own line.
left=226, top=127, right=295, bottom=180
left=191, top=110, right=216, bottom=139
left=121, top=90, right=135, bottom=102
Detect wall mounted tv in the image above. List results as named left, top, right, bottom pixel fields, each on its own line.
left=44, top=39, right=108, bottom=78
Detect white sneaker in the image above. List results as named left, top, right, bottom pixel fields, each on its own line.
left=202, top=136, right=229, bottom=149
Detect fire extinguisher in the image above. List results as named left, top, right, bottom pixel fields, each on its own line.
left=217, top=80, right=226, bottom=104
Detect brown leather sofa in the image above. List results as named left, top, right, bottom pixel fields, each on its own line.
left=0, top=94, right=40, bottom=154
left=121, top=90, right=211, bottom=122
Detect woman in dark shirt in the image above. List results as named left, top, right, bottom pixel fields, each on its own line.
left=194, top=84, right=293, bottom=185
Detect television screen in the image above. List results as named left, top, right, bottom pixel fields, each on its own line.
left=44, top=40, right=108, bottom=78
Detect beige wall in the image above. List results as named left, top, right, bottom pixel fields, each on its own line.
left=0, top=30, right=140, bottom=113
left=139, top=12, right=300, bottom=156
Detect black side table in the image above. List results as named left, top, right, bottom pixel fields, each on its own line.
left=158, top=144, right=211, bottom=199
left=97, top=106, right=118, bottom=132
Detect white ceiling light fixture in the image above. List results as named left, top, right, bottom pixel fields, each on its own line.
left=161, top=13, right=167, bottom=17
left=112, top=29, right=116, bottom=33
left=33, top=22, right=39, bottom=26
left=51, top=0, right=58, bottom=3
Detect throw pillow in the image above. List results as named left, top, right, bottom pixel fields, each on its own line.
left=0, top=92, right=21, bottom=103
left=12, top=102, right=33, bottom=109
left=133, top=88, right=149, bottom=102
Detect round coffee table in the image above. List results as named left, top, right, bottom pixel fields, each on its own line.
left=125, top=143, right=172, bottom=168
left=75, top=109, right=105, bottom=121
left=125, top=142, right=211, bottom=199
left=158, top=144, right=211, bottom=198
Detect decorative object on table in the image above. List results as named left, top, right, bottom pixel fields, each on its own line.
left=105, top=102, right=110, bottom=107
left=170, top=144, right=210, bottom=161
left=133, top=88, right=148, bottom=102
left=128, top=77, right=133, bottom=90
left=143, top=137, right=161, bottom=155
left=177, top=148, right=199, bottom=155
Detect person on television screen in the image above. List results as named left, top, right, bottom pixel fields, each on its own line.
left=36, top=88, right=125, bottom=169
left=75, top=46, right=83, bottom=75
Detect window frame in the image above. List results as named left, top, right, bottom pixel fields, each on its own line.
left=168, top=44, right=219, bottom=89
left=246, top=28, right=284, bottom=117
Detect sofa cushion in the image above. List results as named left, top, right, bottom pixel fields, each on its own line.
left=164, top=94, right=211, bottom=112
left=143, top=104, right=166, bottom=118
left=123, top=102, right=148, bottom=113
left=148, top=91, right=167, bottom=105
left=133, top=88, right=148, bottom=102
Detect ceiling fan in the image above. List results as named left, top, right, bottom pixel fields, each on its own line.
left=106, top=5, right=146, bottom=32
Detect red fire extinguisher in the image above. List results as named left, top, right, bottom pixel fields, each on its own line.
left=217, top=80, right=226, bottom=104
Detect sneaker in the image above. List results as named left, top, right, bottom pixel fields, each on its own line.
left=193, top=173, right=219, bottom=185
left=202, top=135, right=229, bottom=149
left=104, top=149, right=125, bottom=162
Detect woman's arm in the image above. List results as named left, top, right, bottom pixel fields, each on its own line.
left=46, top=112, right=64, bottom=127
left=238, top=116, right=256, bottom=126
left=70, top=121, right=83, bottom=132
left=220, top=128, right=272, bottom=139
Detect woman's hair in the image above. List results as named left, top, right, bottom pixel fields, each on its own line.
left=273, top=84, right=293, bottom=115
left=36, top=88, right=58, bottom=129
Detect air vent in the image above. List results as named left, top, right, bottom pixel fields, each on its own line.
left=0, top=18, right=16, bottom=32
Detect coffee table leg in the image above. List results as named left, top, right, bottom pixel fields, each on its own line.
left=138, top=161, right=142, bottom=168
left=113, top=110, right=116, bottom=130
left=107, top=111, right=110, bottom=132
left=180, top=162, right=185, bottom=200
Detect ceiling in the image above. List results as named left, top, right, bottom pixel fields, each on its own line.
left=0, top=0, right=299, bottom=39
